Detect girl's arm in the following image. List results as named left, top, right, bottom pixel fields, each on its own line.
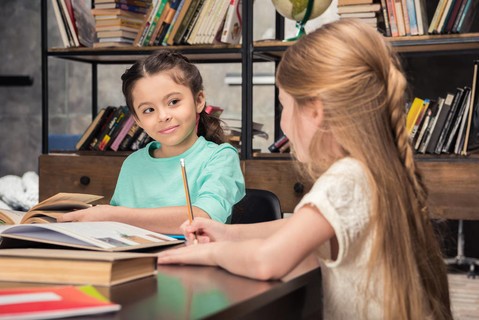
left=182, top=217, right=289, bottom=243
left=58, top=205, right=211, bottom=234
left=158, top=204, right=335, bottom=280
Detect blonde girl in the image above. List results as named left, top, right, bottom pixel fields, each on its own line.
left=157, top=20, right=452, bottom=319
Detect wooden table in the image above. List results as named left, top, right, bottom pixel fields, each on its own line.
left=90, top=265, right=322, bottom=319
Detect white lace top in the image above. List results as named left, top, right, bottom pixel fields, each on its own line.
left=295, top=157, right=383, bottom=319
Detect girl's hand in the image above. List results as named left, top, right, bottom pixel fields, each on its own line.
left=157, top=242, right=225, bottom=266
left=56, top=205, right=113, bottom=222
left=180, top=217, right=230, bottom=245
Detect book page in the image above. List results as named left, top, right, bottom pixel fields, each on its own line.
left=0, top=209, right=25, bottom=225
left=0, top=222, right=178, bottom=251
left=30, top=193, right=103, bottom=212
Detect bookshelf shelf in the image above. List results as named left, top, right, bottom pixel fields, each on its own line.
left=48, top=44, right=244, bottom=63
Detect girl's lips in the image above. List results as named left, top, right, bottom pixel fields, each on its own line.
left=159, top=125, right=179, bottom=134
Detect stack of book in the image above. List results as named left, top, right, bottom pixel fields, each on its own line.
left=92, top=0, right=152, bottom=48
left=337, top=0, right=382, bottom=30
left=409, top=61, right=479, bottom=155
left=221, top=118, right=268, bottom=151
left=134, top=0, right=243, bottom=47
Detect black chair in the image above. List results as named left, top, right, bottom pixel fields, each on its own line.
left=230, top=188, right=283, bottom=224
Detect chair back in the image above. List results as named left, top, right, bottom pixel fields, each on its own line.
left=230, top=188, right=282, bottom=224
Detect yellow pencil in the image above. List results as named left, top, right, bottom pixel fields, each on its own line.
left=180, top=158, right=197, bottom=244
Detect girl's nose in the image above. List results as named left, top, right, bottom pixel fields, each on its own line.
left=157, top=108, right=171, bottom=122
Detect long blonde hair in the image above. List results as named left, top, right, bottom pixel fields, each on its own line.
left=277, top=19, right=451, bottom=320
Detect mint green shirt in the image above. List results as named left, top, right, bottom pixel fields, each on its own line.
left=110, top=137, right=245, bottom=222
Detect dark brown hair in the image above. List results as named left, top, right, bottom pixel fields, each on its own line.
left=121, top=50, right=225, bottom=144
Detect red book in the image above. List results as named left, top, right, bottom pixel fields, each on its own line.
left=0, top=285, right=120, bottom=319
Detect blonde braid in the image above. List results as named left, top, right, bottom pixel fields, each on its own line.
left=387, top=61, right=429, bottom=217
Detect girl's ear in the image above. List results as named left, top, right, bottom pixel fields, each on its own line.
left=132, top=115, right=143, bottom=129
left=303, top=100, right=324, bottom=128
left=196, top=91, right=206, bottom=113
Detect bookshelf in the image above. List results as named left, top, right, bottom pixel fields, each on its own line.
left=39, top=1, right=479, bottom=216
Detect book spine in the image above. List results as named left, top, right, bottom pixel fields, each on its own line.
left=428, top=0, right=448, bottom=34
left=119, top=123, right=142, bottom=151
left=385, top=0, right=399, bottom=36
left=379, top=0, right=391, bottom=36
left=414, top=108, right=432, bottom=150
left=110, top=114, right=135, bottom=151
left=451, top=0, right=469, bottom=33
left=405, top=0, right=418, bottom=35
left=435, top=88, right=464, bottom=153
left=173, top=0, right=203, bottom=44
left=443, top=87, right=470, bottom=153
left=143, top=0, right=167, bottom=46
left=99, top=3, right=150, bottom=13
left=268, top=135, right=289, bottom=153
left=162, top=0, right=186, bottom=45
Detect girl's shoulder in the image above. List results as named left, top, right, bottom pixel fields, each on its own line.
left=326, top=157, right=366, bottom=177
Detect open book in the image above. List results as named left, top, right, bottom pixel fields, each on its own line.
left=0, top=192, right=103, bottom=224
left=0, top=221, right=183, bottom=252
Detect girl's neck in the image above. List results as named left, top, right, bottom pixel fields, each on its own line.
left=153, top=136, right=200, bottom=158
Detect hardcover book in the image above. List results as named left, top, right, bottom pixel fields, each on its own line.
left=435, top=87, right=465, bottom=153
left=426, top=95, right=452, bottom=154
left=0, top=248, right=158, bottom=286
left=0, top=285, right=120, bottom=319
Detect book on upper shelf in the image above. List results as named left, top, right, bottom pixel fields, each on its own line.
left=165, top=0, right=193, bottom=45
left=144, top=0, right=171, bottom=46
left=414, top=0, right=429, bottom=35
left=0, top=221, right=183, bottom=252
left=60, top=0, right=80, bottom=46
left=0, top=285, right=120, bottom=319
left=0, top=192, right=103, bottom=225
left=428, top=0, right=449, bottom=34
left=0, top=248, right=158, bottom=286
left=220, top=0, right=242, bottom=44
left=338, top=0, right=373, bottom=5
left=95, top=3, right=150, bottom=13
left=172, top=0, right=205, bottom=45
left=51, top=0, right=72, bottom=47
left=71, top=0, right=97, bottom=47
left=337, top=3, right=381, bottom=14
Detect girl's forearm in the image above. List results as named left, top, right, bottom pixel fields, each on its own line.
left=228, top=218, right=289, bottom=241
left=107, top=206, right=210, bottom=234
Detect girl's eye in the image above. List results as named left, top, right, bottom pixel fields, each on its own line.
left=143, top=107, right=154, bottom=114
left=168, top=98, right=180, bottom=107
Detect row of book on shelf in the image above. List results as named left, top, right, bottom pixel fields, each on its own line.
left=406, top=60, right=479, bottom=155
left=75, top=103, right=267, bottom=152
left=337, top=0, right=478, bottom=38
left=267, top=60, right=479, bottom=156
left=52, top=0, right=243, bottom=48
